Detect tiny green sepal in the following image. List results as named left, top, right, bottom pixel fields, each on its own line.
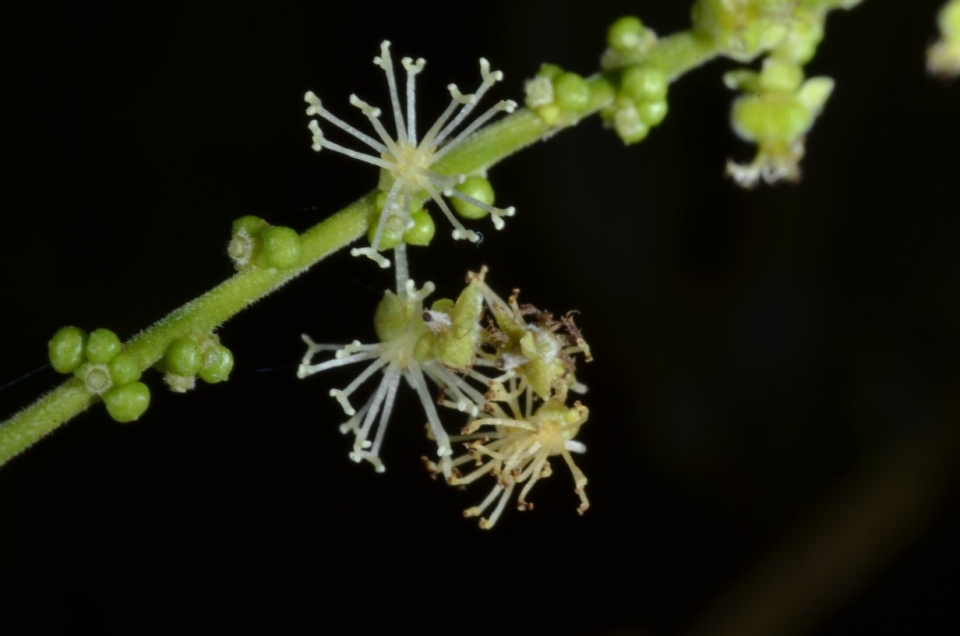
left=403, top=210, right=435, bottom=246
left=259, top=226, right=302, bottom=269
left=85, top=328, right=122, bottom=364
left=108, top=352, right=142, bottom=386
left=452, top=176, right=496, bottom=220
left=103, top=382, right=151, bottom=423
left=48, top=326, right=88, bottom=373
left=165, top=338, right=202, bottom=377
left=198, top=344, right=234, bottom=384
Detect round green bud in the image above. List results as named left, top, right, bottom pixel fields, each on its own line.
left=553, top=72, right=590, bottom=114
left=103, top=381, right=151, bottom=423
left=403, top=210, right=435, bottom=246
left=614, top=101, right=650, bottom=145
left=232, top=215, right=267, bottom=237
left=731, top=95, right=812, bottom=144
left=942, top=1, right=960, bottom=39
left=452, top=176, right=495, bottom=220
left=108, top=352, right=141, bottom=386
left=367, top=210, right=406, bottom=250
left=536, top=63, right=564, bottom=82
left=759, top=59, right=804, bottom=93
left=198, top=344, right=234, bottom=384
left=776, top=19, right=823, bottom=65
left=796, top=77, right=834, bottom=115
left=165, top=337, right=202, bottom=377
left=621, top=65, right=667, bottom=103
left=608, top=16, right=645, bottom=53
left=85, top=328, right=122, bottom=364
left=260, top=226, right=301, bottom=269
left=49, top=326, right=88, bottom=373
left=637, top=99, right=668, bottom=128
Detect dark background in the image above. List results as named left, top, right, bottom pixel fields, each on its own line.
left=2, top=1, right=959, bottom=633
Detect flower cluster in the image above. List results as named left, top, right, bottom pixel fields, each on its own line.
left=304, top=40, right=517, bottom=269
left=299, top=42, right=592, bottom=529
left=299, top=267, right=592, bottom=528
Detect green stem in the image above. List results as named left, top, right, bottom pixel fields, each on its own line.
left=647, top=31, right=721, bottom=80
left=0, top=29, right=721, bottom=467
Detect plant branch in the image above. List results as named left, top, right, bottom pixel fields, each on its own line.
left=0, top=28, right=722, bottom=467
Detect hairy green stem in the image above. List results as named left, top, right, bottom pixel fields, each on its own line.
left=0, top=29, right=721, bottom=467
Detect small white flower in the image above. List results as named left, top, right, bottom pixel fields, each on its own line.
left=298, top=279, right=487, bottom=474
left=304, top=40, right=517, bottom=268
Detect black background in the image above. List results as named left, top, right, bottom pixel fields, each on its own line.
left=2, top=1, right=960, bottom=633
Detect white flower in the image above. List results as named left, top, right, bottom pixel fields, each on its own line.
left=298, top=279, right=487, bottom=474
left=304, top=40, right=517, bottom=268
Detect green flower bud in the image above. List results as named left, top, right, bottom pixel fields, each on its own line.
left=537, top=63, right=564, bottom=82
left=232, top=215, right=267, bottom=237
left=165, top=337, right=202, bottom=377
left=759, top=59, right=804, bottom=93
left=198, top=344, right=234, bottom=384
left=775, top=17, right=823, bottom=65
left=608, top=16, right=646, bottom=53
left=260, top=226, right=302, bottom=269
left=553, top=72, right=590, bottom=114
left=637, top=99, right=669, bottom=128
left=691, top=0, right=788, bottom=61
left=229, top=216, right=268, bottom=270
left=942, top=0, right=960, bottom=39
left=103, top=381, right=151, bottom=423
left=49, top=326, right=88, bottom=373
left=367, top=209, right=406, bottom=250
left=796, top=77, right=834, bottom=115
left=108, top=352, right=141, bottom=386
left=374, top=290, right=417, bottom=343
left=621, top=65, right=668, bottom=103
left=613, top=100, right=650, bottom=145
left=452, top=176, right=495, bottom=220
left=403, top=210, right=435, bottom=246
left=85, top=328, right=122, bottom=364
left=731, top=95, right=811, bottom=144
